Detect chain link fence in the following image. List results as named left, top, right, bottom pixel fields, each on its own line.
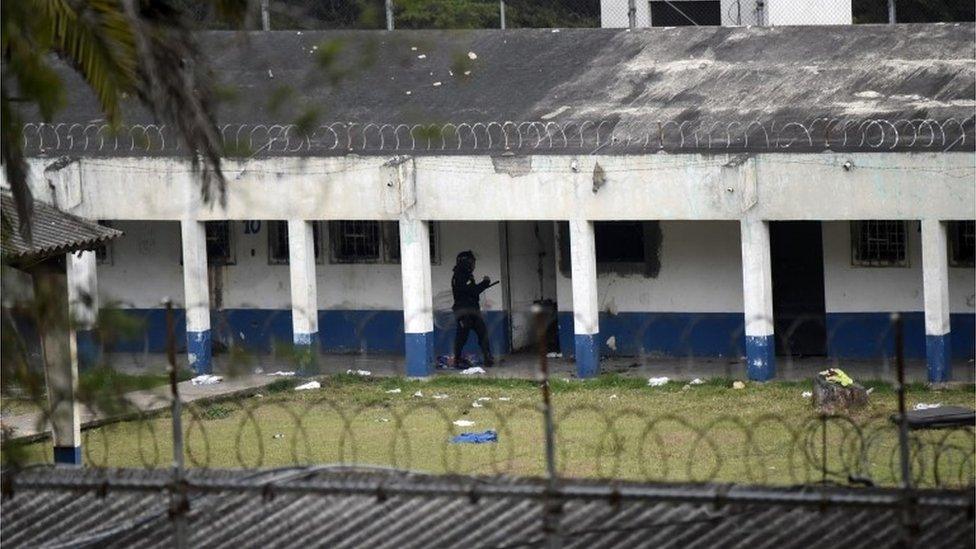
left=172, top=0, right=973, bottom=30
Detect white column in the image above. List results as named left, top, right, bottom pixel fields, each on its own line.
left=921, top=219, right=952, bottom=382
left=569, top=219, right=600, bottom=377
left=740, top=218, right=775, bottom=381
left=67, top=250, right=99, bottom=369
left=399, top=218, right=434, bottom=377
left=34, top=264, right=81, bottom=464
left=288, top=219, right=319, bottom=374
left=180, top=220, right=212, bottom=374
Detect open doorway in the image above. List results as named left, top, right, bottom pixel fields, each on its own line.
left=770, top=221, right=827, bottom=356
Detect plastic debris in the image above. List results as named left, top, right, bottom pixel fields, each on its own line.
left=413, top=391, right=424, bottom=398
left=476, top=397, right=491, bottom=402
left=732, top=381, right=746, bottom=390
left=606, top=336, right=617, bottom=352
left=913, top=403, right=943, bottom=411
left=253, top=394, right=264, bottom=398
left=451, top=430, right=497, bottom=444
left=472, top=402, right=484, bottom=408
left=417, top=54, right=427, bottom=59
left=267, top=371, right=296, bottom=377
left=191, top=375, right=223, bottom=386
left=432, top=393, right=449, bottom=400
left=432, top=81, right=442, bottom=87
left=376, top=418, right=391, bottom=423
left=802, top=391, right=813, bottom=398
left=385, top=388, right=402, bottom=394
left=411, top=46, right=418, bottom=51
left=295, top=381, right=321, bottom=391
left=467, top=51, right=477, bottom=60
left=497, top=397, right=511, bottom=401
left=453, top=419, right=475, bottom=427
left=689, top=378, right=704, bottom=385
left=460, top=367, right=487, bottom=375
left=272, top=433, right=284, bottom=439
left=819, top=368, right=854, bottom=387
left=546, top=352, right=562, bottom=358
left=609, top=394, right=618, bottom=399
left=253, top=368, right=264, bottom=374
left=346, top=369, right=372, bottom=377
left=647, top=377, right=669, bottom=387
left=866, top=387, right=875, bottom=395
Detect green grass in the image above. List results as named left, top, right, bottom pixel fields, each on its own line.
left=10, top=375, right=975, bottom=487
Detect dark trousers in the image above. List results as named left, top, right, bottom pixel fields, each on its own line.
left=453, top=311, right=492, bottom=364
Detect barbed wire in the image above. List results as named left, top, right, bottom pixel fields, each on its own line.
left=21, top=117, right=976, bottom=156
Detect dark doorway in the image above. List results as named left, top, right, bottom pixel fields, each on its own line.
left=770, top=222, right=827, bottom=356
left=650, top=1, right=721, bottom=26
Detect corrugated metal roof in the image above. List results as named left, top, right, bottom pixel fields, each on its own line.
left=1, top=191, right=123, bottom=262
left=1, top=467, right=972, bottom=548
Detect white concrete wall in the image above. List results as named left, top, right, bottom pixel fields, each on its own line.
left=557, top=221, right=745, bottom=313
left=600, top=0, right=820, bottom=27
left=97, top=220, right=506, bottom=313
left=822, top=221, right=975, bottom=314
left=767, top=0, right=852, bottom=25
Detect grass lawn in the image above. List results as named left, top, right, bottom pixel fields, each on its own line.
left=12, top=375, right=975, bottom=487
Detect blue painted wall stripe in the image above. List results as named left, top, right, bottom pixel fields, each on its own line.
left=745, top=334, right=775, bottom=381
left=75, top=329, right=100, bottom=371
left=574, top=333, right=600, bottom=378
left=925, top=334, right=952, bottom=383
left=53, top=446, right=82, bottom=465
left=404, top=332, right=434, bottom=377
left=186, top=330, right=212, bottom=374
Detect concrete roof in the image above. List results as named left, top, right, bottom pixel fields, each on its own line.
left=23, top=24, right=976, bottom=155
left=2, top=467, right=973, bottom=548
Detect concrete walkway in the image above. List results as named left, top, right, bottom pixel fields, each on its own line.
left=6, top=352, right=971, bottom=442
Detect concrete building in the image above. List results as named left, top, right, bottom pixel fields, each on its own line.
left=600, top=0, right=853, bottom=28
left=15, top=25, right=976, bottom=382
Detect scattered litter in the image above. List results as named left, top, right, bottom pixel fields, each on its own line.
left=272, top=433, right=284, bottom=439
left=463, top=70, right=471, bottom=76
left=295, top=381, right=321, bottom=391
left=453, top=419, right=475, bottom=427
left=647, top=377, right=669, bottom=387
left=385, top=388, right=402, bottom=394
left=417, top=54, right=427, bottom=59
left=437, top=354, right=483, bottom=370
left=551, top=29, right=560, bottom=32
left=467, top=51, right=477, bottom=60
left=866, top=387, right=875, bottom=395
left=376, top=418, right=391, bottom=423
left=451, top=430, right=497, bottom=444
left=268, top=69, right=274, bottom=79
left=689, top=378, right=704, bottom=385
left=253, top=394, right=264, bottom=398
left=913, top=403, right=943, bottom=411
left=405, top=90, right=412, bottom=95
left=476, top=397, right=492, bottom=402
left=432, top=393, right=449, bottom=400
left=472, top=402, right=484, bottom=408
left=819, top=368, right=854, bottom=387
left=253, top=367, right=264, bottom=374
left=191, top=375, right=223, bottom=386
left=411, top=46, right=418, bottom=51
left=497, top=397, right=511, bottom=401
left=413, top=391, right=424, bottom=398
left=267, top=371, right=296, bottom=377
left=346, top=369, right=372, bottom=377
left=802, top=391, right=813, bottom=398
left=546, top=352, right=562, bottom=358
left=432, top=81, right=442, bottom=87
left=460, top=367, right=487, bottom=375
left=606, top=336, right=617, bottom=352
left=732, top=381, right=746, bottom=390
left=448, top=70, right=454, bottom=76
left=609, top=394, right=618, bottom=399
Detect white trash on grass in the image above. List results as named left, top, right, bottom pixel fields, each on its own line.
left=267, top=371, right=296, bottom=377
left=913, top=403, right=942, bottom=411
left=647, top=377, right=669, bottom=387
left=346, top=369, right=372, bottom=377
left=472, top=402, right=483, bottom=408
left=413, top=391, right=424, bottom=398
left=732, top=381, right=746, bottom=390
left=497, top=397, right=511, bottom=401
left=476, top=397, right=491, bottom=402
left=453, top=420, right=475, bottom=427
left=689, top=378, right=704, bottom=385
left=191, top=375, right=223, bottom=386
left=295, top=381, right=321, bottom=391
left=460, top=367, right=487, bottom=375
left=385, top=388, right=402, bottom=394
left=432, top=394, right=449, bottom=400
left=802, top=391, right=813, bottom=398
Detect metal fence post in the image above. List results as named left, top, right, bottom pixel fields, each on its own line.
left=534, top=305, right=562, bottom=548
left=261, top=0, right=270, bottom=30
left=166, top=300, right=188, bottom=549
left=500, top=0, right=506, bottom=29
left=627, top=0, right=637, bottom=29
left=385, top=0, right=394, bottom=30
left=887, top=0, right=897, bottom=24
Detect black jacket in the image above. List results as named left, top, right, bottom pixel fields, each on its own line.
left=452, top=267, right=490, bottom=312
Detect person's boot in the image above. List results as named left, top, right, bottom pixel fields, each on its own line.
left=484, top=354, right=495, bottom=367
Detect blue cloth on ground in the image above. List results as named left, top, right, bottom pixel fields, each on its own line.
left=450, top=430, right=498, bottom=444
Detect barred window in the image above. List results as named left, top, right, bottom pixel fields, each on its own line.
left=205, top=221, right=235, bottom=266
left=330, top=221, right=382, bottom=263
left=268, top=221, right=322, bottom=265
left=557, top=221, right=662, bottom=277
left=851, top=221, right=908, bottom=267
left=94, top=221, right=113, bottom=265
left=949, top=221, right=975, bottom=268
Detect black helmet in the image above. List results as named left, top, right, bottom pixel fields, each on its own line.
left=456, top=250, right=475, bottom=263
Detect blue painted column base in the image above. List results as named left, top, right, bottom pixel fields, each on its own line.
left=745, top=335, right=776, bottom=381
left=187, top=330, right=213, bottom=375
left=574, top=333, right=600, bottom=378
left=926, top=334, right=952, bottom=383
left=294, top=332, right=320, bottom=377
left=75, top=329, right=100, bottom=371
left=53, top=446, right=82, bottom=465
left=405, top=332, right=434, bottom=377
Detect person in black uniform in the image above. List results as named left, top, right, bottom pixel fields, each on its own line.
left=452, top=250, right=494, bottom=367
